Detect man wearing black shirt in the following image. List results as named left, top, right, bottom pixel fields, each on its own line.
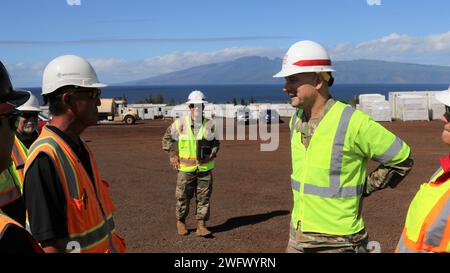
left=23, top=55, right=125, bottom=253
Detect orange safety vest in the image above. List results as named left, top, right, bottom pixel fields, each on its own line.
left=0, top=212, right=43, bottom=253
left=24, top=126, right=126, bottom=253
left=11, top=135, right=28, bottom=184
left=396, top=167, right=450, bottom=253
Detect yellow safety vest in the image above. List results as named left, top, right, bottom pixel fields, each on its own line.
left=11, top=135, right=28, bottom=183
left=290, top=101, right=410, bottom=235
left=175, top=116, right=215, bottom=173
left=0, top=161, right=22, bottom=207
left=396, top=167, right=450, bottom=253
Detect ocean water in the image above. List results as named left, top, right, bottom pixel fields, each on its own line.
left=24, top=83, right=449, bottom=105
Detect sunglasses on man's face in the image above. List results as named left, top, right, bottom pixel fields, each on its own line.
left=0, top=110, right=21, bottom=131
left=189, top=104, right=203, bottom=109
left=21, top=112, right=39, bottom=120
left=69, top=88, right=101, bottom=99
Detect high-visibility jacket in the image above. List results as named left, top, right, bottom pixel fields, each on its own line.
left=0, top=160, right=22, bottom=207
left=11, top=135, right=28, bottom=183
left=24, top=126, right=126, bottom=253
left=0, top=136, right=28, bottom=207
left=0, top=212, right=43, bottom=253
left=290, top=101, right=410, bottom=235
left=396, top=167, right=450, bottom=253
left=175, top=116, right=215, bottom=173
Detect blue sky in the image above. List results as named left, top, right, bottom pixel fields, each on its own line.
left=2, top=0, right=450, bottom=86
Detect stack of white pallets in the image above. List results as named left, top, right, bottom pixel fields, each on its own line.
left=358, top=94, right=392, bottom=122
left=397, top=95, right=429, bottom=121
left=428, top=92, right=446, bottom=120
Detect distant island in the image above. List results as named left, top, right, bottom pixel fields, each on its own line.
left=118, top=56, right=450, bottom=86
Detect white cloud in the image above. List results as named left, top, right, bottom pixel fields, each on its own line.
left=330, top=31, right=450, bottom=65
left=5, top=46, right=283, bottom=86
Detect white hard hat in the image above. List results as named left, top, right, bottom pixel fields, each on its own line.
left=435, top=86, right=450, bottom=106
left=273, top=40, right=335, bottom=78
left=42, top=55, right=107, bottom=95
left=186, top=90, right=208, bottom=104
left=17, top=91, right=41, bottom=112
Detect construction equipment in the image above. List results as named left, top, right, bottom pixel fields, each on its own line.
left=97, top=98, right=140, bottom=125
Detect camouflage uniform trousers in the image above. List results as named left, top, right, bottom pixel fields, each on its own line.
left=176, top=170, right=213, bottom=221
left=286, top=221, right=369, bottom=253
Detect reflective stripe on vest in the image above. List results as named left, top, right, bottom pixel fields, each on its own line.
left=0, top=162, right=22, bottom=207
left=302, top=106, right=364, bottom=198
left=29, top=137, right=80, bottom=198
left=291, top=178, right=301, bottom=192
left=290, top=111, right=299, bottom=141
left=423, top=198, right=450, bottom=247
left=11, top=136, right=28, bottom=182
left=372, top=136, right=405, bottom=164
left=69, top=214, right=115, bottom=250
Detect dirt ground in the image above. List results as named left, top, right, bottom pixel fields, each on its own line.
left=81, top=117, right=447, bottom=253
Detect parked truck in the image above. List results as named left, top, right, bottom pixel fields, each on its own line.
left=98, top=98, right=140, bottom=125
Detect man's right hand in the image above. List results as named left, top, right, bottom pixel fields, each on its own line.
left=169, top=155, right=180, bottom=170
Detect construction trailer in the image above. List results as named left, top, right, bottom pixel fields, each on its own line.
left=162, top=106, right=174, bottom=118
left=170, top=104, right=190, bottom=119
left=127, top=104, right=167, bottom=120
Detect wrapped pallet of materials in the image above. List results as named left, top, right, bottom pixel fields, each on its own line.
left=359, top=94, right=385, bottom=115
left=389, top=91, right=429, bottom=119
left=428, top=92, right=445, bottom=120
left=358, top=94, right=391, bottom=121
left=397, top=95, right=429, bottom=121
left=369, top=101, right=392, bottom=122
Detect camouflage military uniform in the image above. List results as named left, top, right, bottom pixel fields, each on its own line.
left=287, top=98, right=414, bottom=253
left=162, top=118, right=220, bottom=221
left=176, top=170, right=213, bottom=220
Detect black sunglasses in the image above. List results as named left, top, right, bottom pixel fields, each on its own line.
left=21, top=112, right=39, bottom=119
left=0, top=110, right=21, bottom=131
left=68, top=88, right=101, bottom=99
left=189, top=104, right=203, bottom=109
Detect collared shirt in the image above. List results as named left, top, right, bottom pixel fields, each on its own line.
left=296, top=98, right=336, bottom=149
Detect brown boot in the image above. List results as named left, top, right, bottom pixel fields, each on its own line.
left=196, top=220, right=212, bottom=237
left=177, top=220, right=188, bottom=236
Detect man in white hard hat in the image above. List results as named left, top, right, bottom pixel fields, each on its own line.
left=274, top=40, right=414, bottom=253
left=23, top=55, right=126, bottom=253
left=162, top=90, right=220, bottom=237
left=396, top=87, right=450, bottom=253
left=0, top=91, right=41, bottom=226
left=0, top=61, right=43, bottom=253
